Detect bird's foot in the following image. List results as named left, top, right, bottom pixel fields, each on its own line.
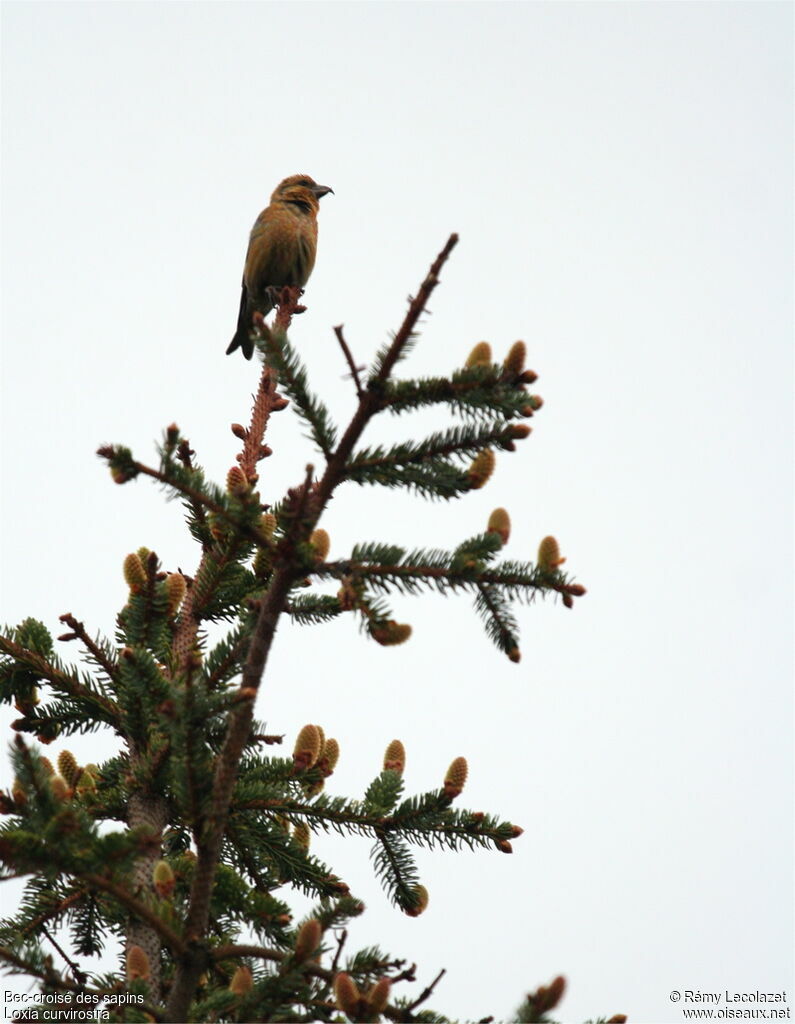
left=265, top=285, right=283, bottom=308
left=274, top=285, right=306, bottom=313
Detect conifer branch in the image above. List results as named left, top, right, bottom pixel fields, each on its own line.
left=171, top=574, right=201, bottom=670
left=261, top=328, right=337, bottom=459
left=40, top=924, right=87, bottom=986
left=334, top=323, right=364, bottom=397
left=0, top=634, right=120, bottom=726
left=315, top=557, right=550, bottom=596
left=372, top=830, right=419, bottom=910
left=82, top=872, right=186, bottom=954
left=57, top=614, right=119, bottom=690
left=20, top=890, right=84, bottom=938
left=96, top=451, right=275, bottom=554
left=232, top=798, right=516, bottom=851
left=380, top=366, right=537, bottom=419
left=174, top=436, right=211, bottom=547
left=0, top=945, right=166, bottom=1021
left=236, top=365, right=279, bottom=481
left=212, top=942, right=330, bottom=981
left=347, top=422, right=523, bottom=477
left=312, top=235, right=459, bottom=514
left=330, top=927, right=348, bottom=975
left=406, top=967, right=447, bottom=1012
left=370, top=234, right=459, bottom=384
left=475, top=582, right=519, bottom=658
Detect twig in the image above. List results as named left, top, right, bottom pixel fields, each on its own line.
left=83, top=873, right=186, bottom=955
left=313, top=234, right=459, bottom=513
left=41, top=926, right=87, bottom=987
left=329, top=928, right=348, bottom=978
left=315, top=558, right=547, bottom=593
left=212, top=943, right=331, bottom=983
left=273, top=286, right=305, bottom=332
left=176, top=438, right=210, bottom=544
left=406, top=968, right=447, bottom=1012
left=0, top=636, right=119, bottom=723
left=333, top=324, right=364, bottom=398
left=57, top=614, right=119, bottom=688
left=373, top=828, right=414, bottom=905
left=172, top=574, right=201, bottom=671
left=374, top=233, right=458, bottom=386
left=21, top=891, right=84, bottom=937
left=110, top=459, right=274, bottom=551
left=237, top=366, right=279, bottom=482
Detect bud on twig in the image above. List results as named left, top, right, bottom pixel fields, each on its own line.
left=367, top=977, right=391, bottom=1014
left=293, top=724, right=322, bottom=771
left=57, top=751, right=79, bottom=787
left=293, top=822, right=311, bottom=849
left=320, top=737, right=340, bottom=775
left=383, top=739, right=406, bottom=774
left=75, top=771, right=96, bottom=794
left=123, top=553, right=146, bottom=591
left=503, top=340, right=526, bottom=375
left=465, top=341, right=492, bottom=367
left=527, top=975, right=566, bottom=1015
left=229, top=965, right=253, bottom=995
left=50, top=776, right=69, bottom=801
left=309, top=528, right=330, bottom=561
left=227, top=465, right=250, bottom=495
left=294, top=918, right=322, bottom=962
left=126, top=945, right=150, bottom=981
left=487, top=507, right=511, bottom=545
left=260, top=511, right=277, bottom=538
left=153, top=859, right=176, bottom=898
left=165, top=573, right=187, bottom=617
left=443, top=756, right=468, bottom=799
left=404, top=884, right=429, bottom=917
left=334, top=972, right=361, bottom=1018
left=370, top=621, right=412, bottom=646
left=537, top=535, right=566, bottom=572
left=467, top=449, right=495, bottom=489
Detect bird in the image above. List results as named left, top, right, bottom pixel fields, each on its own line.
left=226, top=174, right=334, bottom=359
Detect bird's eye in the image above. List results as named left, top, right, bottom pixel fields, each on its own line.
left=295, top=178, right=313, bottom=188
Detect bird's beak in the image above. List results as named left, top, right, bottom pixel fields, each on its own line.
left=312, top=184, right=334, bottom=199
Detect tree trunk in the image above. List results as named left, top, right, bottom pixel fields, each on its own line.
left=127, top=790, right=169, bottom=1003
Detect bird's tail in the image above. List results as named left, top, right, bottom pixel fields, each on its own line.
left=226, top=284, right=254, bottom=359
left=226, top=327, right=253, bottom=359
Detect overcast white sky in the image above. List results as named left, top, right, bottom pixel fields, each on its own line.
left=1, top=3, right=792, bottom=1022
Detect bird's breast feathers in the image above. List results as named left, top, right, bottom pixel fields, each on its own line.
left=246, top=203, right=318, bottom=292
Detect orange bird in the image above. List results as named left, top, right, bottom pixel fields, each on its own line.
left=226, top=174, right=334, bottom=359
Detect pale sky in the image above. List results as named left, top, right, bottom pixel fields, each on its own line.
left=1, top=3, right=792, bottom=1023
